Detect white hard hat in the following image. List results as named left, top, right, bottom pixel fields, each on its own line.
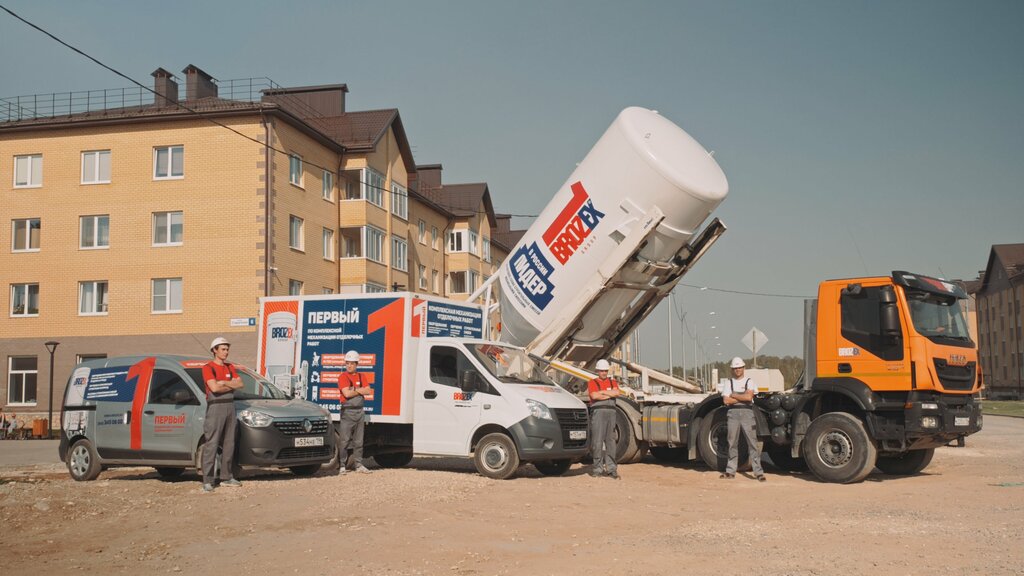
left=595, top=359, right=611, bottom=371
left=344, top=351, right=360, bottom=363
left=210, top=337, right=230, bottom=351
left=730, top=357, right=745, bottom=369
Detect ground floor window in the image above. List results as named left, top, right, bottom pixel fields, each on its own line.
left=7, top=356, right=37, bottom=405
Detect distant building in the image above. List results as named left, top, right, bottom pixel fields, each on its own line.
left=970, top=244, right=1024, bottom=399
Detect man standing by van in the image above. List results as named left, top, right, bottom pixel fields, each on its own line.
left=201, top=337, right=244, bottom=492
left=336, top=350, right=373, bottom=474
left=587, top=359, right=621, bottom=479
left=721, top=357, right=766, bottom=481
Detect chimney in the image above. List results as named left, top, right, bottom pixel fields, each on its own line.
left=261, top=84, right=348, bottom=117
left=151, top=68, right=178, bottom=108
left=182, top=64, right=218, bottom=100
left=416, top=164, right=443, bottom=193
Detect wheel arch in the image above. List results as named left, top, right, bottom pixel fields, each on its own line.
left=470, top=423, right=514, bottom=453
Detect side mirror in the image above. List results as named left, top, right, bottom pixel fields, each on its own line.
left=879, top=286, right=901, bottom=337
left=172, top=389, right=196, bottom=404
left=460, top=370, right=480, bottom=393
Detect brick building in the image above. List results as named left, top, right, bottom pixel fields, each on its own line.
left=972, top=244, right=1024, bottom=399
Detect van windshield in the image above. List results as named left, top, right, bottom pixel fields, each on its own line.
left=469, top=344, right=556, bottom=385
left=906, top=291, right=973, bottom=344
left=185, top=366, right=288, bottom=400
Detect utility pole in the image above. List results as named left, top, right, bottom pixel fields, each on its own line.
left=667, top=297, right=674, bottom=377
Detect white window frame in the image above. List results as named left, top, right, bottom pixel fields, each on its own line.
left=482, top=237, right=492, bottom=263
left=153, top=146, right=183, bottom=180
left=289, top=154, right=303, bottom=187
left=365, top=226, right=385, bottom=263
left=418, top=220, right=427, bottom=244
left=322, top=227, right=334, bottom=261
left=14, top=154, right=43, bottom=188
left=391, top=182, right=408, bottom=220
left=81, top=150, right=111, bottom=184
left=11, top=218, right=40, bottom=252
left=468, top=229, right=479, bottom=256
left=322, top=287, right=334, bottom=295
left=289, top=279, right=303, bottom=295
left=447, top=229, right=467, bottom=253
left=78, top=280, right=109, bottom=316
left=391, top=236, right=408, bottom=272
left=362, top=167, right=385, bottom=207
left=80, top=215, right=110, bottom=250
left=448, top=271, right=468, bottom=294
left=432, top=270, right=439, bottom=293
left=289, top=215, right=304, bottom=251
left=364, top=283, right=387, bottom=294
left=432, top=226, right=439, bottom=250
left=10, top=283, right=39, bottom=317
left=152, top=211, right=183, bottom=247
left=151, top=278, right=182, bottom=314
left=469, top=270, right=480, bottom=292
left=7, top=356, right=38, bottom=406
left=418, top=265, right=428, bottom=290
left=322, top=170, right=334, bottom=201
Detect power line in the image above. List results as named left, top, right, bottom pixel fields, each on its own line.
left=677, top=283, right=813, bottom=299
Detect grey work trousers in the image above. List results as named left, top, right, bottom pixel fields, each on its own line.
left=726, top=407, right=764, bottom=476
left=337, top=408, right=365, bottom=469
left=202, top=401, right=237, bottom=483
left=590, top=408, right=618, bottom=474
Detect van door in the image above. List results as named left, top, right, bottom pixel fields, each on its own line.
left=88, top=360, right=156, bottom=460
left=413, top=345, right=485, bottom=455
left=142, top=369, right=202, bottom=462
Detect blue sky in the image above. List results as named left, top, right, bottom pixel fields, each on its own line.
left=2, top=1, right=1021, bottom=368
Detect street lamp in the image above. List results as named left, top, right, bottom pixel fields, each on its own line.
left=44, top=341, right=59, bottom=439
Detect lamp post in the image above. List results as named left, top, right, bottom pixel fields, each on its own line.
left=44, top=340, right=59, bottom=439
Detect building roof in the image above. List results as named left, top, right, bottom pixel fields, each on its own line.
left=977, top=243, right=1024, bottom=293
left=318, top=109, right=416, bottom=174
left=420, top=183, right=497, bottom=229
left=492, top=213, right=526, bottom=252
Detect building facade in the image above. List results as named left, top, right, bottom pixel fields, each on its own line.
left=972, top=244, right=1024, bottom=399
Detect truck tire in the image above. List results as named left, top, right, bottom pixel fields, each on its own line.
left=289, top=464, right=322, bottom=476
left=473, top=433, right=520, bottom=480
left=374, top=451, right=414, bottom=468
left=68, top=439, right=102, bottom=481
left=614, top=407, right=641, bottom=463
left=697, top=407, right=754, bottom=472
left=533, top=459, right=572, bottom=476
left=875, top=448, right=934, bottom=476
left=649, top=446, right=689, bottom=463
left=801, top=412, right=877, bottom=484
left=765, top=445, right=807, bottom=472
left=154, top=467, right=185, bottom=479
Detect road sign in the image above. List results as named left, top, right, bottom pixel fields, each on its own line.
left=742, top=327, right=768, bottom=368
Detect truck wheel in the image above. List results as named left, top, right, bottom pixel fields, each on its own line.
left=801, top=412, right=877, bottom=484
left=374, top=451, right=414, bottom=468
left=289, top=464, right=322, bottom=476
left=875, top=448, right=935, bottom=476
left=533, top=459, right=572, bottom=476
left=765, top=445, right=807, bottom=472
left=649, top=446, right=689, bottom=463
left=473, top=433, right=520, bottom=480
left=68, top=439, right=102, bottom=481
left=697, top=408, right=753, bottom=472
left=154, top=467, right=185, bottom=479
left=613, top=407, right=641, bottom=463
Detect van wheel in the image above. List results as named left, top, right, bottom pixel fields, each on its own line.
left=473, top=433, right=520, bottom=479
left=374, top=451, right=414, bottom=468
left=802, top=412, right=877, bottom=484
left=697, top=407, right=754, bottom=472
left=533, top=459, right=572, bottom=476
left=289, top=464, right=322, bottom=476
left=68, top=439, right=101, bottom=481
left=154, top=467, right=185, bottom=479
left=875, top=448, right=934, bottom=476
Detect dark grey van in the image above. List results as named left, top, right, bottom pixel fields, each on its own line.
left=58, top=355, right=335, bottom=481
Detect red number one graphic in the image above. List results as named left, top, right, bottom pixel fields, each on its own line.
left=367, top=299, right=405, bottom=416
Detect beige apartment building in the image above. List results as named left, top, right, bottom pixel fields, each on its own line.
left=0, top=66, right=520, bottom=424
left=971, top=244, right=1024, bottom=399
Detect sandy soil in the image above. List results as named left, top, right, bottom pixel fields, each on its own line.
left=1, top=417, right=1022, bottom=576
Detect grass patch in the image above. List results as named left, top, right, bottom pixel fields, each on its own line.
left=982, top=400, right=1024, bottom=418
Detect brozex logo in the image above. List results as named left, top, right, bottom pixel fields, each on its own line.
left=542, top=181, right=605, bottom=265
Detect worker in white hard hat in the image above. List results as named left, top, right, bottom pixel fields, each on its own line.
left=336, top=350, right=373, bottom=474
left=200, top=337, right=244, bottom=492
left=587, top=359, right=621, bottom=479
left=720, top=356, right=765, bottom=481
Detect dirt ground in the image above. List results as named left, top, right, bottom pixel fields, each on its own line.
left=1, top=417, right=1022, bottom=576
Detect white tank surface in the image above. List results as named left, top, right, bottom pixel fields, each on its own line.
left=499, top=107, right=728, bottom=363
left=265, top=311, right=298, bottom=380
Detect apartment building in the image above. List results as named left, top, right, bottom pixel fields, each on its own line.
left=972, top=244, right=1024, bottom=399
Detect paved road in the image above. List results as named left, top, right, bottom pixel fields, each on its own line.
left=0, top=439, right=60, bottom=468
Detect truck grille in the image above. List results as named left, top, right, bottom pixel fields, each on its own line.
left=553, top=408, right=589, bottom=449
left=933, top=359, right=976, bottom=391
left=274, top=418, right=330, bottom=436
left=278, top=446, right=332, bottom=460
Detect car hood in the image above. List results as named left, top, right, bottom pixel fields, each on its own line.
left=234, top=397, right=328, bottom=418
left=500, top=383, right=587, bottom=410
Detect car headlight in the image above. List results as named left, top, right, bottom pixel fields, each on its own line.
left=526, top=399, right=553, bottom=421
left=238, top=409, right=273, bottom=428
left=921, top=416, right=939, bottom=429
left=921, top=402, right=939, bottom=410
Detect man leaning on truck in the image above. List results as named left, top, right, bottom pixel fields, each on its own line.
left=336, top=350, right=373, bottom=474
left=721, top=357, right=766, bottom=482
left=201, top=337, right=245, bottom=493
left=587, top=359, right=621, bottom=479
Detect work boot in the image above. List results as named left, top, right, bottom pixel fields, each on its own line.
left=609, top=470, right=621, bottom=480
left=202, top=483, right=215, bottom=493
left=338, top=466, right=348, bottom=476
left=588, top=467, right=602, bottom=477
left=756, top=474, right=767, bottom=482
left=221, top=478, right=242, bottom=487
left=354, top=464, right=372, bottom=474
left=719, top=473, right=735, bottom=479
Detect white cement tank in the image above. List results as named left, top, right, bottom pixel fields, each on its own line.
left=498, top=107, right=728, bottom=364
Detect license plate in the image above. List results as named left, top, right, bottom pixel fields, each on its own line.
left=294, top=436, right=324, bottom=447
left=954, top=417, right=970, bottom=427
left=569, top=430, right=587, bottom=440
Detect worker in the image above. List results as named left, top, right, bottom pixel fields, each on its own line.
left=587, top=359, right=621, bottom=479
left=721, top=357, right=766, bottom=481
left=337, top=350, right=373, bottom=474
left=201, top=337, right=244, bottom=493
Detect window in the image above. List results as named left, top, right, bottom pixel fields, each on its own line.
left=468, top=229, right=479, bottom=255
left=77, top=354, right=106, bottom=364
left=322, top=287, right=334, bottom=295
left=839, top=286, right=903, bottom=360
left=80, top=215, right=109, bottom=249
left=449, top=271, right=468, bottom=294
left=469, top=270, right=480, bottom=292
left=482, top=237, right=491, bottom=263
left=322, top=228, right=334, bottom=260
left=322, top=170, right=334, bottom=201
left=340, top=228, right=362, bottom=258
left=362, top=168, right=385, bottom=207
left=11, top=218, right=40, bottom=252
left=79, top=281, right=108, bottom=315
left=418, top=220, right=427, bottom=244
left=365, top=226, right=385, bottom=263
left=418, top=265, right=428, bottom=290
left=431, top=226, right=439, bottom=250
left=392, top=182, right=408, bottom=219
left=149, top=370, right=198, bottom=405
left=392, top=236, right=408, bottom=272
left=14, top=154, right=42, bottom=187
left=432, top=270, right=439, bottom=293
left=154, top=146, right=183, bottom=179
left=7, top=357, right=37, bottom=405
left=364, top=283, right=386, bottom=294
left=10, top=284, right=39, bottom=316
left=152, top=278, right=182, bottom=313
left=152, top=211, right=183, bottom=246
left=448, top=230, right=467, bottom=253
left=81, top=150, right=111, bottom=184
left=289, top=216, right=304, bottom=251
left=289, top=280, right=303, bottom=295
left=289, top=154, right=303, bottom=187
left=429, top=346, right=475, bottom=388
